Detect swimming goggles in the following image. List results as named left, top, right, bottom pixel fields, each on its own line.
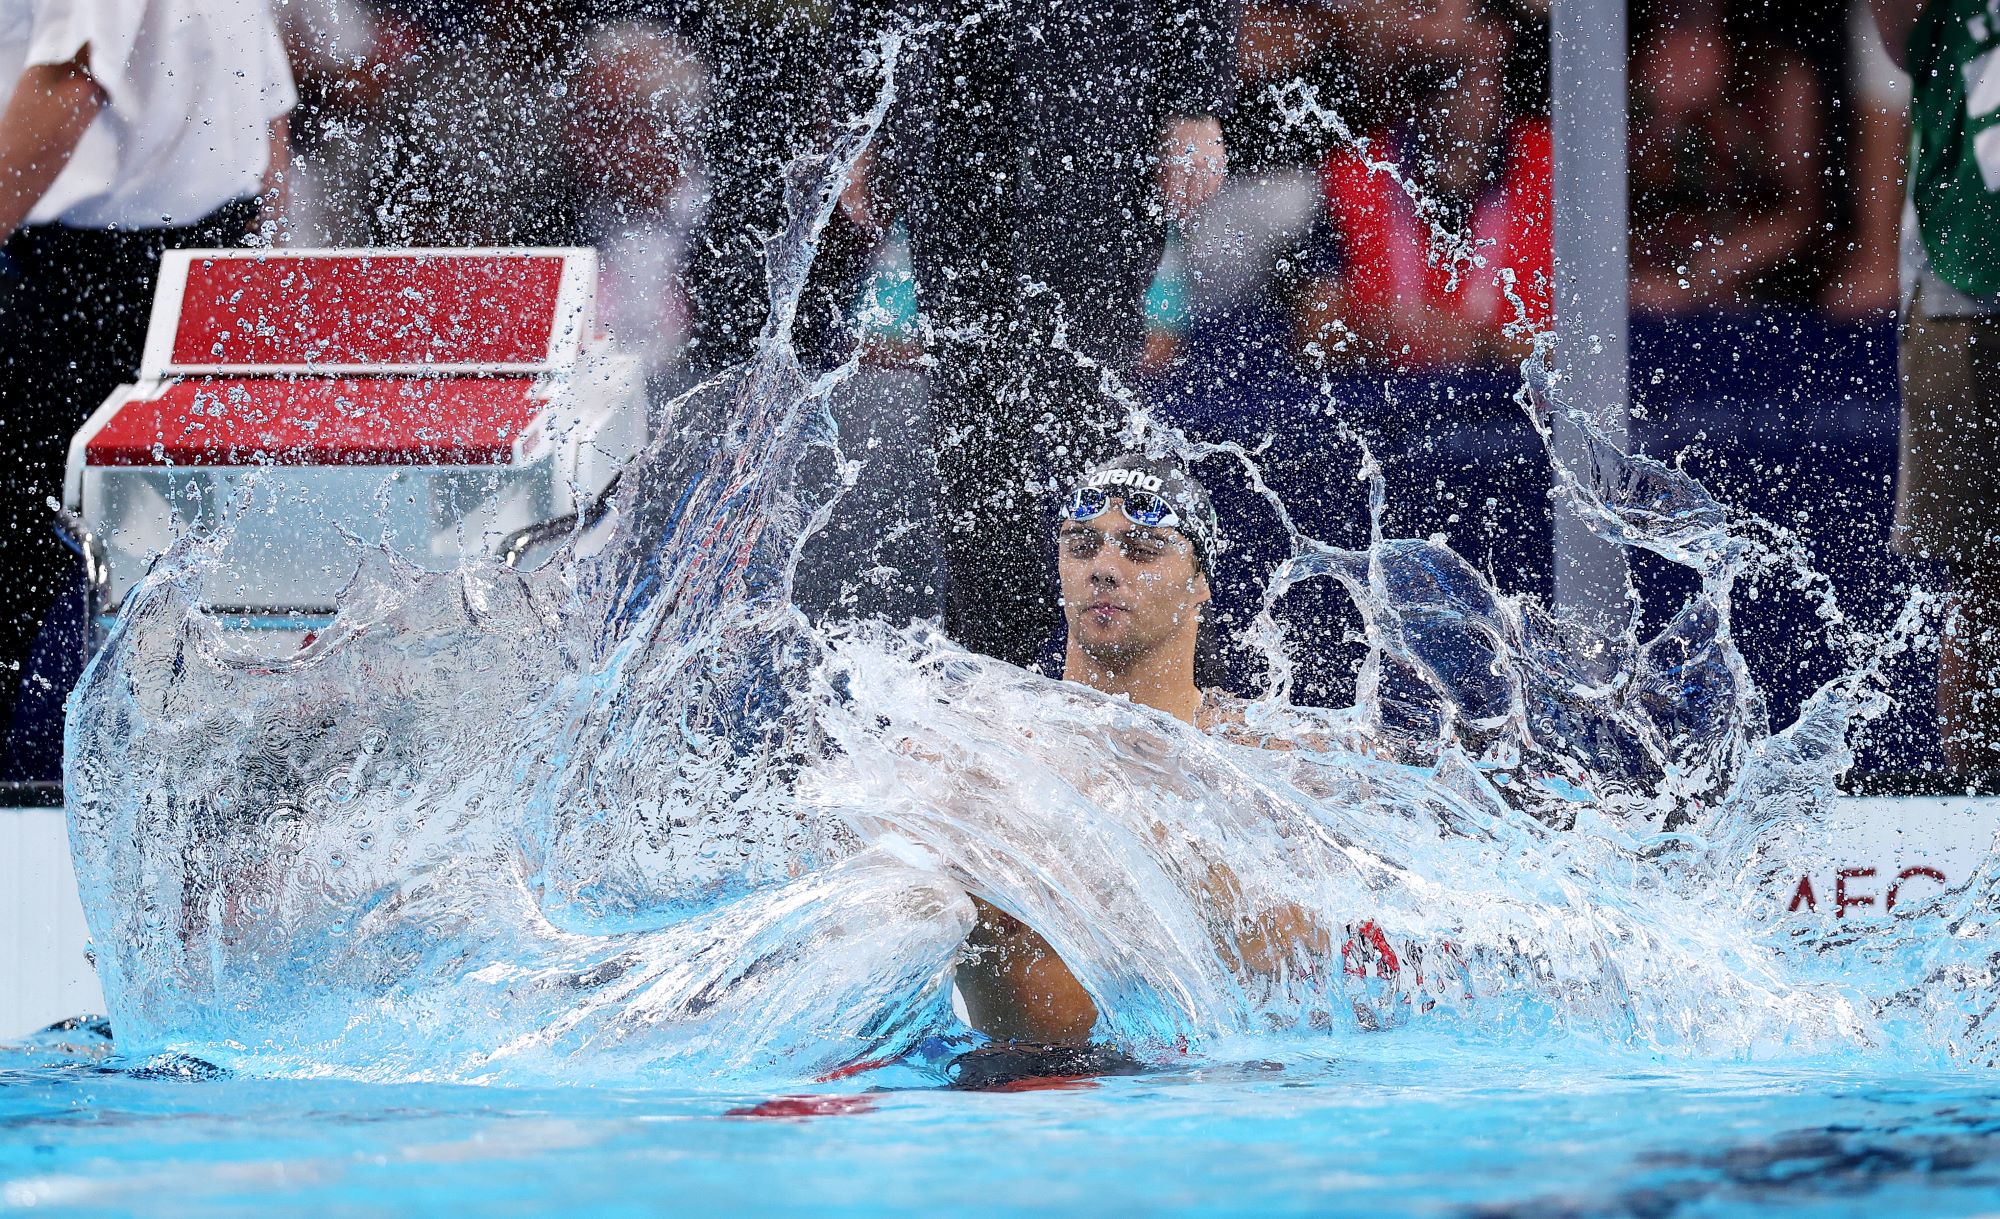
left=1061, top=485, right=1185, bottom=531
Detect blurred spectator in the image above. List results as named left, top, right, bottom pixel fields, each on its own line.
left=1188, top=0, right=1547, bottom=379
left=565, top=20, right=707, bottom=380
left=836, top=0, right=1237, bottom=669
left=1872, top=0, right=2000, bottom=784
left=1294, top=32, right=1551, bottom=370
left=1823, top=0, right=1908, bottom=317
left=679, top=1, right=809, bottom=371
left=683, top=2, right=871, bottom=374
left=1133, top=0, right=1348, bottom=374
left=1230, top=0, right=1548, bottom=174
left=283, top=0, right=576, bottom=247
left=0, top=0, right=295, bottom=768
left=277, top=0, right=427, bottom=245
left=1629, top=3, right=1827, bottom=313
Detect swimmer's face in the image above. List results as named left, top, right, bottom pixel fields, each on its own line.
left=1057, top=502, right=1211, bottom=667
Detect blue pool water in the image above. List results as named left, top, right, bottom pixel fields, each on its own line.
left=6, top=1032, right=2000, bottom=1216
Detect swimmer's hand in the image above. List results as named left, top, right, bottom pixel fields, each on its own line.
left=1198, top=858, right=1331, bottom=979
left=1235, top=900, right=1333, bottom=979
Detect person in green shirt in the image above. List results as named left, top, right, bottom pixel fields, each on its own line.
left=1873, top=0, right=2000, bottom=783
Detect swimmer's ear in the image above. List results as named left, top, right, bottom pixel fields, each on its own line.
left=1193, top=571, right=1212, bottom=604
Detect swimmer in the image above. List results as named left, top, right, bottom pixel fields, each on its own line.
left=951, top=453, right=1329, bottom=1056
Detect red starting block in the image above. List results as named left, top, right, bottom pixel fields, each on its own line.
left=60, top=248, right=647, bottom=643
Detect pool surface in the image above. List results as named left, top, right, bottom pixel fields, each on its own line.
left=6, top=1031, right=2000, bottom=1217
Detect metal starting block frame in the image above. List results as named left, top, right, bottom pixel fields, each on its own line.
left=58, top=248, right=647, bottom=650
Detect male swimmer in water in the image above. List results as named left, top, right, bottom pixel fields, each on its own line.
left=950, top=454, right=1328, bottom=1063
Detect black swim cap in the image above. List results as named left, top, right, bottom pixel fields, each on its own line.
left=1061, top=453, right=1222, bottom=574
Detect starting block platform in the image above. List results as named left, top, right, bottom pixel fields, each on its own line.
left=59, top=248, right=647, bottom=642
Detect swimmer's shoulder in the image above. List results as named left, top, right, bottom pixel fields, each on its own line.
left=1197, top=690, right=1294, bottom=749
left=1196, top=689, right=1250, bottom=735
left=1197, top=690, right=1377, bottom=755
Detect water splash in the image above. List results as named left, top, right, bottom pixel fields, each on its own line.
left=62, top=40, right=1989, bottom=1084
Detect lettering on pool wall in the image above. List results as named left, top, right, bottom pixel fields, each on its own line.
left=1785, top=867, right=1949, bottom=918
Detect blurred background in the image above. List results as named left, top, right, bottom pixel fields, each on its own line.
left=9, top=0, right=1942, bottom=785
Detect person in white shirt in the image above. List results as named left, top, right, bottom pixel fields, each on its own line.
left=0, top=0, right=296, bottom=777
left=565, top=20, right=708, bottom=385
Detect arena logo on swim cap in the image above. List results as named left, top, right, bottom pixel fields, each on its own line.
left=1088, top=468, right=1166, bottom=493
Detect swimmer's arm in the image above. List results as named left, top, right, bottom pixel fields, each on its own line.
left=953, top=897, right=1099, bottom=1046
left=1868, top=0, right=1924, bottom=71
left=889, top=737, right=1097, bottom=1041
left=0, top=52, right=104, bottom=245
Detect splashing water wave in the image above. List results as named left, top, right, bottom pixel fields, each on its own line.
left=60, top=42, right=1999, bottom=1085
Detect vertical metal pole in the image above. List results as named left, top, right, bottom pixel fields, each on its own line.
left=1549, top=0, right=1631, bottom=629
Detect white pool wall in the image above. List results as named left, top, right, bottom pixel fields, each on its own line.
left=1, top=808, right=102, bottom=1039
